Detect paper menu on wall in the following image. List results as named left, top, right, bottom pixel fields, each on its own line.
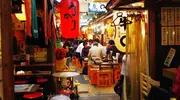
left=161, top=7, right=168, bottom=26
left=175, top=7, right=180, bottom=25
left=168, top=27, right=175, bottom=45
left=175, top=27, right=180, bottom=45
left=164, top=48, right=176, bottom=67
left=161, top=27, right=168, bottom=45
left=167, top=7, right=175, bottom=26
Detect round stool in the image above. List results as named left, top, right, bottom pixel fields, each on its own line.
left=15, top=80, right=28, bottom=84
left=37, top=78, right=48, bottom=83
left=48, top=94, right=70, bottom=100
left=23, top=92, right=43, bottom=100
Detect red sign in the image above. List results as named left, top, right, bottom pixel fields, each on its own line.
left=59, top=0, right=80, bottom=38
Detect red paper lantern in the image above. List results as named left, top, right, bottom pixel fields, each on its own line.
left=59, top=0, right=80, bottom=38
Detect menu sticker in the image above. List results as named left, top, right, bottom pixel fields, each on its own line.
left=175, top=7, right=180, bottom=25
left=161, top=7, right=168, bottom=26
left=164, top=48, right=176, bottom=67
left=167, top=7, right=175, bottom=26
left=175, top=27, right=180, bottom=45
left=168, top=27, right=175, bottom=45
left=161, top=27, right=168, bottom=45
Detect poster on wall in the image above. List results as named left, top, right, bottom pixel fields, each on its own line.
left=175, top=27, right=180, bottom=45
left=161, top=27, right=168, bottom=45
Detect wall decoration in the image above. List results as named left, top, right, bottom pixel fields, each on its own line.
left=161, top=7, right=180, bottom=45
left=164, top=48, right=176, bottom=67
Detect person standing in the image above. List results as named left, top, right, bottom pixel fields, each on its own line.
left=114, top=54, right=126, bottom=100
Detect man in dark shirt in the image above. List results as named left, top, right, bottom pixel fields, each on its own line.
left=106, top=40, right=124, bottom=59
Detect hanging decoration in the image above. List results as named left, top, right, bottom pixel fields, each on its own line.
left=59, top=0, right=80, bottom=38
left=24, top=0, right=32, bottom=37
left=44, top=0, right=48, bottom=39
left=31, top=0, right=39, bottom=38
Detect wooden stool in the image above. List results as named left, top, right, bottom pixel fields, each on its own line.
left=23, top=92, right=43, bottom=100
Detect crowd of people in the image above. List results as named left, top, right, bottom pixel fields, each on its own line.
left=61, top=38, right=124, bottom=67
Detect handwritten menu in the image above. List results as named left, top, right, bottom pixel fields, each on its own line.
left=161, top=7, right=180, bottom=45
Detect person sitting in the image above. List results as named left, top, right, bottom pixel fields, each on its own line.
left=88, top=42, right=103, bottom=60
left=106, top=40, right=124, bottom=60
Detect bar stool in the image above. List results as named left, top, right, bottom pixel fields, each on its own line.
left=23, top=92, right=43, bottom=100
left=15, top=80, right=28, bottom=84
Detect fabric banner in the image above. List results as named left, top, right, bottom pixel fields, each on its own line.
left=44, top=0, right=48, bottom=38
left=31, top=0, right=38, bottom=38
left=24, top=0, right=32, bottom=37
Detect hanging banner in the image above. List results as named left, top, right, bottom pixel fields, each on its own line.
left=31, top=0, right=38, bottom=38
left=44, top=0, right=48, bottom=38
left=59, top=0, right=80, bottom=38
left=24, top=0, right=32, bottom=37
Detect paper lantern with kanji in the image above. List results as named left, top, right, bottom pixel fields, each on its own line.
left=59, top=0, right=80, bottom=38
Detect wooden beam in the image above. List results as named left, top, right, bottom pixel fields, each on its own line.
left=1, top=0, right=14, bottom=100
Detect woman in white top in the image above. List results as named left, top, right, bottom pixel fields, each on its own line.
left=114, top=54, right=126, bottom=100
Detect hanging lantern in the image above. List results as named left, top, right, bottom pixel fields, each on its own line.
left=59, top=0, right=80, bottom=38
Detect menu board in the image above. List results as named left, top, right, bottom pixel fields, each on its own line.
left=161, top=7, right=180, bottom=45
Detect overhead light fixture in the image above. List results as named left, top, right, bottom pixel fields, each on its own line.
left=15, top=4, right=26, bottom=21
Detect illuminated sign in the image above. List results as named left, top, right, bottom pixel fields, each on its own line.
left=88, top=2, right=107, bottom=12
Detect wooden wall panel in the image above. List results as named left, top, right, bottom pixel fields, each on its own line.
left=1, top=0, right=14, bottom=100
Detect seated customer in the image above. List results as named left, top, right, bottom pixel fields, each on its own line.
left=88, top=42, right=103, bottom=60
left=106, top=40, right=124, bottom=59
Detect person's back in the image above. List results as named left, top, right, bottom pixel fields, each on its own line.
left=88, top=42, right=102, bottom=59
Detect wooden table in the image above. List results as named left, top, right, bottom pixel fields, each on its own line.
left=14, top=71, right=51, bottom=76
left=162, top=68, right=177, bottom=81
left=14, top=84, right=40, bottom=94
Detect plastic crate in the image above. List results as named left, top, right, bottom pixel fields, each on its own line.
left=89, top=68, right=99, bottom=85
left=113, top=68, right=121, bottom=84
left=75, top=58, right=81, bottom=69
left=88, top=65, right=94, bottom=76
left=96, top=70, right=112, bottom=86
